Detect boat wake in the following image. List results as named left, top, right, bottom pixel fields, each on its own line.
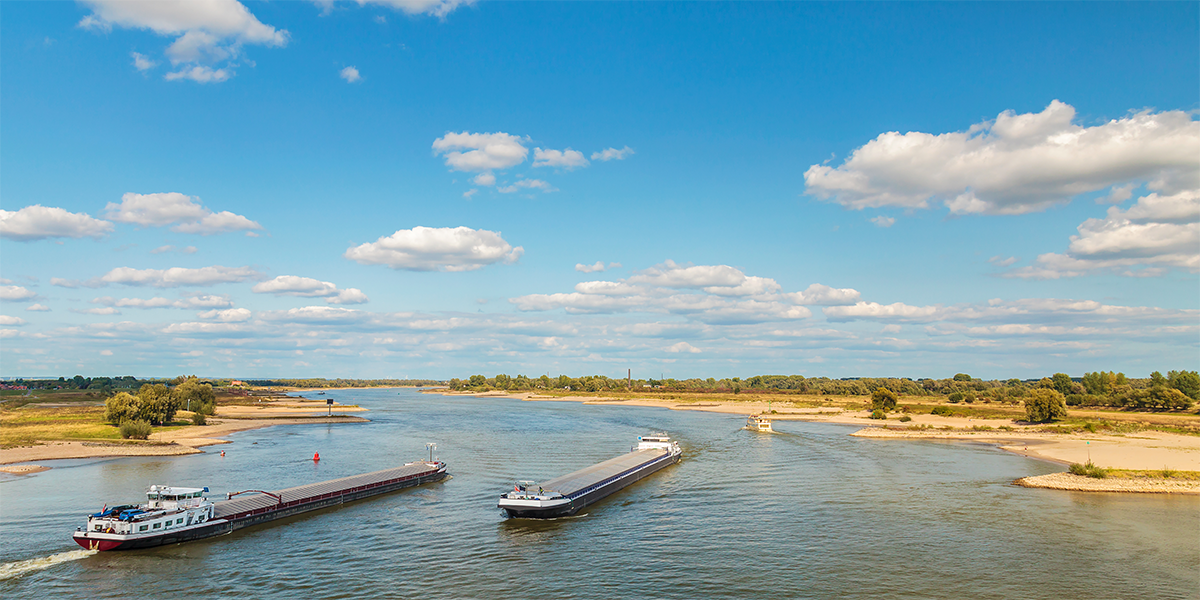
left=0, top=549, right=97, bottom=581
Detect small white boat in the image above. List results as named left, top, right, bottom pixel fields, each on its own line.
left=746, top=414, right=774, bottom=432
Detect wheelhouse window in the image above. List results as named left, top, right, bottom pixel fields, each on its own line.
left=139, top=525, right=148, bottom=532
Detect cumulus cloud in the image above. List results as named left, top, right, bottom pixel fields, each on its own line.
left=462, top=189, right=477, bottom=199
left=132, top=51, right=157, bottom=71
left=497, top=179, right=556, bottom=194
left=787, top=284, right=862, bottom=306
left=432, top=132, right=528, bottom=172
left=472, top=172, right=495, bottom=186
left=78, top=0, right=289, bottom=82
left=100, top=266, right=264, bottom=287
left=511, top=260, right=845, bottom=325
left=197, top=307, right=252, bottom=322
left=0, top=205, right=114, bottom=241
left=591, top=146, right=634, bottom=161
left=575, top=261, right=621, bottom=273
left=75, top=307, right=121, bottom=316
left=252, top=275, right=369, bottom=305
left=351, top=0, right=475, bottom=18
left=151, top=245, right=198, bottom=255
left=804, top=101, right=1200, bottom=215
left=1004, top=189, right=1199, bottom=279
left=666, top=342, right=701, bottom=354
left=26, top=304, right=51, bottom=312
left=870, top=215, right=895, bottom=228
left=533, top=148, right=588, bottom=169
left=344, top=226, right=523, bottom=271
left=0, top=286, right=38, bottom=302
left=340, top=66, right=362, bottom=83
left=0, top=316, right=27, bottom=326
left=91, top=294, right=234, bottom=309
left=104, top=192, right=262, bottom=235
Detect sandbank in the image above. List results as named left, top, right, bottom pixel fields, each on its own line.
left=437, top=390, right=1200, bottom=492
left=1015, top=472, right=1199, bottom=494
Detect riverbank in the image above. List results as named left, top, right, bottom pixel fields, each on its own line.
left=434, top=390, right=1200, bottom=492
left=1015, top=472, right=1200, bottom=494
left=0, top=396, right=370, bottom=469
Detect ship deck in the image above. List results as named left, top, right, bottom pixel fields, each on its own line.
left=539, top=449, right=667, bottom=497
left=213, top=462, right=439, bottom=521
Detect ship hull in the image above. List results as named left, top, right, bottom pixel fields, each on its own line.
left=501, top=452, right=680, bottom=519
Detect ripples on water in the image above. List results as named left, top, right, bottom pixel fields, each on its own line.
left=2, top=389, right=1197, bottom=599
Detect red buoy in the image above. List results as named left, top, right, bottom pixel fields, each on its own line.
left=313, top=452, right=320, bottom=461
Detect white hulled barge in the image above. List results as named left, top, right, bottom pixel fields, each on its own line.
left=498, top=434, right=682, bottom=519
left=75, top=457, right=447, bottom=551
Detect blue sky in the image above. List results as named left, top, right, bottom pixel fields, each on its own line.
left=2, top=1, right=1197, bottom=380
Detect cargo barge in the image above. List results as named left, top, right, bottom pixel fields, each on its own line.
left=74, top=458, right=447, bottom=551
left=498, top=434, right=682, bottom=518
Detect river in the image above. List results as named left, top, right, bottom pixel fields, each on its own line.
left=2, top=388, right=1196, bottom=599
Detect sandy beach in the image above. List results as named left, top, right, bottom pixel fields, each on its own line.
left=0, top=397, right=369, bottom=470
left=441, top=390, right=1200, bottom=493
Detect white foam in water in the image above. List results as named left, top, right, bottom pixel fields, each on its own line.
left=0, top=549, right=97, bottom=580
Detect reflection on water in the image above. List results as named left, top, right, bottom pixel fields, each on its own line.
left=1, top=389, right=1197, bottom=599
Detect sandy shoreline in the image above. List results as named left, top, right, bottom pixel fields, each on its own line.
left=0, top=400, right=370, bottom=470
left=434, top=390, right=1200, bottom=493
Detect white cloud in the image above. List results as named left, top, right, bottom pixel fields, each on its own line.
left=104, top=192, right=262, bottom=234
left=804, top=101, right=1200, bottom=215
left=591, top=146, right=634, bottom=161
left=252, top=275, right=370, bottom=304
left=0, top=205, right=114, bottom=241
left=151, top=245, right=198, bottom=254
left=0, top=316, right=27, bottom=326
left=100, top=266, right=264, bottom=287
left=75, top=307, right=121, bottom=316
left=0, top=286, right=38, bottom=302
left=988, top=255, right=1019, bottom=267
left=788, top=284, right=862, bottom=306
left=197, top=307, right=252, bottom=322
left=882, top=324, right=902, bottom=334
left=100, top=349, right=114, bottom=356
left=823, top=302, right=943, bottom=322
left=354, top=0, right=475, bottom=18
left=1004, top=189, right=1199, bottom=279
left=472, top=172, right=495, bottom=186
left=575, top=261, right=622, bottom=273
left=533, top=148, right=589, bottom=169
left=26, top=304, right=51, bottom=312
left=91, top=294, right=234, bottom=309
left=870, top=215, right=895, bottom=228
left=164, top=65, right=231, bottom=83
left=132, top=51, right=157, bottom=71
left=497, top=179, right=556, bottom=194
left=340, top=66, right=362, bottom=83
left=462, top=189, right=477, bottom=199
left=79, top=0, right=288, bottom=82
left=432, top=132, right=528, bottom=172
left=630, top=261, right=746, bottom=288
left=666, top=342, right=701, bottom=354
left=344, top=226, right=523, bottom=271
left=1100, top=183, right=1136, bottom=205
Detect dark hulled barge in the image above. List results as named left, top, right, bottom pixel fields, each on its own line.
left=498, top=434, right=682, bottom=518
left=74, top=459, right=447, bottom=551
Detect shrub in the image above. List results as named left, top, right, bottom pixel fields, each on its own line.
left=191, top=412, right=207, bottom=426
left=1068, top=461, right=1107, bottom=479
left=947, top=392, right=964, bottom=404
left=104, top=391, right=141, bottom=424
left=869, top=409, right=887, bottom=420
left=871, top=387, right=898, bottom=412
left=962, top=394, right=975, bottom=404
left=1025, top=388, right=1068, bottom=423
left=119, top=420, right=152, bottom=440
left=931, top=406, right=954, bottom=417
left=898, top=415, right=912, bottom=422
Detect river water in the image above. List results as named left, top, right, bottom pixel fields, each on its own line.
left=2, top=388, right=1197, bottom=599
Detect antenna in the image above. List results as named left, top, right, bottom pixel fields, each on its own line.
left=426, top=442, right=436, bottom=462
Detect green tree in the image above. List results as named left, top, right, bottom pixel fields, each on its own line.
left=1167, top=370, right=1200, bottom=401
left=1050, top=373, right=1073, bottom=396
left=137, top=383, right=180, bottom=425
left=173, top=377, right=216, bottom=415
left=952, top=373, right=972, bottom=382
left=871, top=387, right=898, bottom=411
left=1025, top=388, right=1068, bottom=423
left=104, top=391, right=142, bottom=424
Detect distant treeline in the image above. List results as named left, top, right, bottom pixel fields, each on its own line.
left=6, top=376, right=443, bottom=392
left=448, top=371, right=1199, bottom=410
